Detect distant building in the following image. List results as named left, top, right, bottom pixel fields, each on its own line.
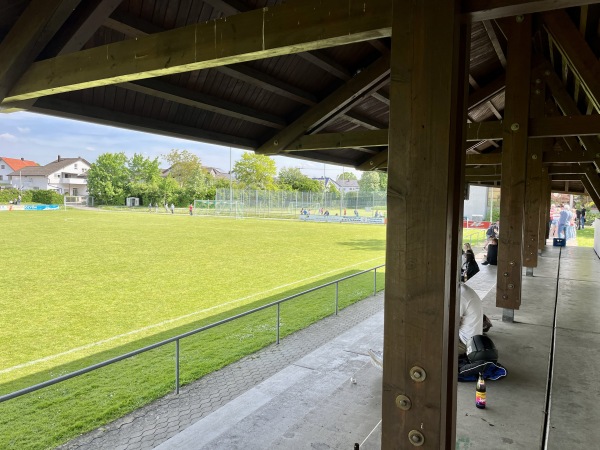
left=161, top=165, right=232, bottom=180
left=8, top=155, right=91, bottom=196
left=312, top=177, right=359, bottom=193
left=0, top=156, right=38, bottom=188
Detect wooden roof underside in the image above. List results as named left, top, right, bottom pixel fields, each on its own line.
left=1, top=0, right=600, bottom=198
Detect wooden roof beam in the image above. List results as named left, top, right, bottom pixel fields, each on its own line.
left=468, top=74, right=505, bottom=110
left=483, top=20, right=507, bottom=68
left=2, top=0, right=392, bottom=104
left=357, top=148, right=388, bottom=171
left=41, top=0, right=124, bottom=58
left=462, top=0, right=599, bottom=22
left=257, top=54, right=390, bottom=154
left=0, top=0, right=82, bottom=102
left=465, top=116, right=600, bottom=141
left=122, top=79, right=286, bottom=129
left=202, top=0, right=250, bottom=16
left=342, top=111, right=386, bottom=130
left=285, top=129, right=389, bottom=152
left=104, top=11, right=321, bottom=107
left=466, top=153, right=502, bottom=165
left=31, top=97, right=258, bottom=149
left=543, top=10, right=600, bottom=112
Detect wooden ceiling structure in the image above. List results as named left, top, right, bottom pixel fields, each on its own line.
left=2, top=1, right=600, bottom=448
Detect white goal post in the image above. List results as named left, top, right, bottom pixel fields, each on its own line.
left=193, top=200, right=244, bottom=218
left=64, top=196, right=94, bottom=209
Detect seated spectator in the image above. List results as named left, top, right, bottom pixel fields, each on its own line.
left=462, top=251, right=480, bottom=281
left=459, top=283, right=483, bottom=355
left=482, top=238, right=498, bottom=265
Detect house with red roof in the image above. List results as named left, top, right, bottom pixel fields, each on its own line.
left=0, top=157, right=38, bottom=188
left=7, top=155, right=91, bottom=196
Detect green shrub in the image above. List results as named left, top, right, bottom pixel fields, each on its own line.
left=30, top=190, right=64, bottom=204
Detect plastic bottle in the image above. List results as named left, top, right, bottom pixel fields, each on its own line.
left=476, top=372, right=486, bottom=409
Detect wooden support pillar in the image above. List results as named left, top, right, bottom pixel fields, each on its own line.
left=497, top=15, right=531, bottom=310
left=523, top=73, right=545, bottom=268
left=383, top=1, right=468, bottom=448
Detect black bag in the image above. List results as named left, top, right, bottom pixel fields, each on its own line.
left=466, top=334, right=498, bottom=363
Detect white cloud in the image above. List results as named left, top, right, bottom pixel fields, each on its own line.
left=17, top=127, right=30, bottom=133
left=85, top=146, right=95, bottom=152
left=0, top=133, right=17, bottom=141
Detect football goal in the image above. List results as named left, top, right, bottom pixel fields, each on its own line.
left=64, top=196, right=94, bottom=209
left=193, top=200, right=244, bottom=218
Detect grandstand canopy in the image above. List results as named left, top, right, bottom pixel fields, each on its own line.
left=3, top=1, right=600, bottom=448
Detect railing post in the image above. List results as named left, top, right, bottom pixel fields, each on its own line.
left=175, top=339, right=180, bottom=395
left=276, top=303, right=280, bottom=344
left=373, top=268, right=377, bottom=295
left=335, top=281, right=339, bottom=315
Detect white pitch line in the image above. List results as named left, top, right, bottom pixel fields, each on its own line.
left=1, top=257, right=385, bottom=375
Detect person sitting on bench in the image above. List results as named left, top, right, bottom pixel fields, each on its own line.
left=462, top=251, right=480, bottom=281
left=459, top=283, right=483, bottom=356
left=482, top=238, right=498, bottom=265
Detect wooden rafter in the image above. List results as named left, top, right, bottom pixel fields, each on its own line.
left=41, top=0, right=124, bottom=58
left=2, top=0, right=393, bottom=104
left=0, top=0, right=82, bottom=102
left=256, top=54, right=390, bottom=154
left=202, top=0, right=250, bottom=16
left=543, top=10, right=600, bottom=112
left=122, top=79, right=287, bottom=129
left=31, top=97, right=258, bottom=149
left=462, top=0, right=600, bottom=21
left=542, top=65, right=600, bottom=169
left=284, top=129, right=388, bottom=152
left=483, top=20, right=507, bottom=68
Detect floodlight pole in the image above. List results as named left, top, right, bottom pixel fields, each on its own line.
left=229, top=146, right=233, bottom=213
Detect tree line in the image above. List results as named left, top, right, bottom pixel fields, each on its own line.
left=86, top=150, right=387, bottom=206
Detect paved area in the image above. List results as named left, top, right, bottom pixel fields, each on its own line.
left=59, top=293, right=385, bottom=450
left=60, top=244, right=600, bottom=450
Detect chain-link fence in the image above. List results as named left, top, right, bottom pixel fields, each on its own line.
left=216, top=189, right=387, bottom=219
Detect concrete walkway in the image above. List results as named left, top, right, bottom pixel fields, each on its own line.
left=60, top=245, right=600, bottom=449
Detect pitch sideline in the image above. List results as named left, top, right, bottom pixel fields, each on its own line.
left=1, top=256, right=385, bottom=375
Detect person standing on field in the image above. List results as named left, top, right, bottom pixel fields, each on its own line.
left=170, top=203, right=175, bottom=214
left=189, top=204, right=193, bottom=216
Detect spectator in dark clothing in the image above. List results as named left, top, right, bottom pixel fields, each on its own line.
left=581, top=207, right=587, bottom=229
left=462, top=252, right=480, bottom=281
left=482, top=238, right=498, bottom=265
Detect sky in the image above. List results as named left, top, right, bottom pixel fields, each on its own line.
left=0, top=111, right=360, bottom=179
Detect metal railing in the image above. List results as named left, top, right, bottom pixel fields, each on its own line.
left=0, top=264, right=385, bottom=403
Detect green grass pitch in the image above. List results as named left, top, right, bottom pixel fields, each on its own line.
left=0, top=209, right=385, bottom=449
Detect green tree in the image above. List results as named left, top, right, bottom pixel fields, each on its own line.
left=233, top=153, right=277, bottom=190
left=379, top=172, right=388, bottom=191
left=87, top=152, right=130, bottom=204
left=358, top=171, right=381, bottom=193
left=337, top=172, right=357, bottom=181
left=163, top=149, right=204, bottom=187
left=127, top=153, right=162, bottom=203
left=278, top=167, right=322, bottom=192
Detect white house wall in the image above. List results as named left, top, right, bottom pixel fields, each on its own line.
left=463, top=185, right=489, bottom=221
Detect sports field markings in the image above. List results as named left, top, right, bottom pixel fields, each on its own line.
left=1, top=256, right=385, bottom=375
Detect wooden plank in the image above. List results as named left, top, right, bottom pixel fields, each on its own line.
left=543, top=10, right=600, bottom=112
left=466, top=153, right=502, bottom=165
left=523, top=72, right=545, bottom=268
left=465, top=166, right=502, bottom=176
left=543, top=149, right=597, bottom=163
left=583, top=166, right=600, bottom=199
left=256, top=54, right=390, bottom=154
left=202, top=0, right=250, bottom=16
left=342, top=111, right=385, bottom=130
left=285, top=129, right=388, bottom=152
left=497, top=14, right=531, bottom=311
left=466, top=116, right=600, bottom=141
left=383, top=0, right=467, bottom=447
left=0, top=0, right=82, bottom=102
left=462, top=0, right=599, bottom=21
left=529, top=114, right=600, bottom=138
left=3, top=0, right=393, bottom=103
left=121, top=79, right=286, bottom=129
left=466, top=120, right=503, bottom=140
